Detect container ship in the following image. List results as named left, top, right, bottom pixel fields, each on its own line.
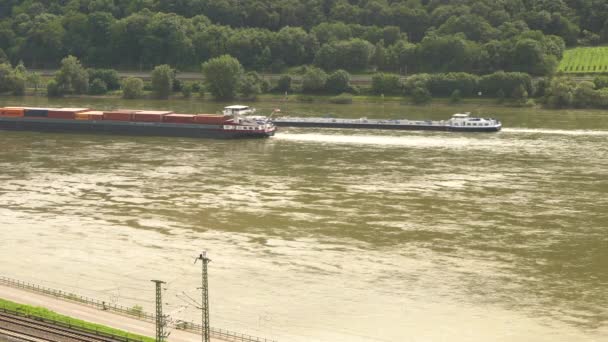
left=272, top=112, right=501, bottom=132
left=0, top=105, right=276, bottom=139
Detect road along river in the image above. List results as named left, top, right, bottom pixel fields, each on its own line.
left=0, top=98, right=607, bottom=341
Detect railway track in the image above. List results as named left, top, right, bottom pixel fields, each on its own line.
left=0, top=312, right=132, bottom=342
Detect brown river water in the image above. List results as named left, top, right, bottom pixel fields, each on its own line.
left=0, top=97, right=607, bottom=341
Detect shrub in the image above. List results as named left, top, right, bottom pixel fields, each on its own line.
left=276, top=75, right=292, bottom=92
left=411, top=86, right=432, bottom=104
left=89, top=79, right=108, bottom=95
left=302, top=66, right=327, bottom=93
left=371, top=73, right=401, bottom=95
left=239, top=73, right=261, bottom=99
left=325, top=70, right=351, bottom=94
left=450, top=89, right=462, bottom=103
left=593, top=76, right=608, bottom=90
left=122, top=77, right=144, bottom=99
left=479, top=71, right=533, bottom=98
left=403, top=74, right=431, bottom=95
left=427, top=72, right=479, bottom=97
left=329, top=93, right=353, bottom=104
left=151, top=64, right=174, bottom=99
left=47, top=80, right=63, bottom=97
left=87, top=69, right=120, bottom=90
left=181, top=83, right=192, bottom=98
left=296, top=94, right=315, bottom=102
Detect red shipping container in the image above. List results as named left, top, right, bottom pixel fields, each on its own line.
left=194, top=114, right=232, bottom=125
left=132, top=110, right=174, bottom=122
left=103, top=110, right=140, bottom=121
left=48, top=108, right=90, bottom=120
left=163, top=114, right=195, bottom=124
left=87, top=113, right=104, bottom=120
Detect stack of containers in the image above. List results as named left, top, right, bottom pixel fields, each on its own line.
left=0, top=107, right=25, bottom=117
left=75, top=111, right=104, bottom=120
left=132, top=110, right=174, bottom=122
left=194, top=114, right=232, bottom=125
left=163, top=114, right=195, bottom=124
left=103, top=109, right=140, bottom=121
left=23, top=107, right=51, bottom=118
left=48, top=108, right=90, bottom=120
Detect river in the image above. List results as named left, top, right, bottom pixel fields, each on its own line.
left=0, top=97, right=606, bottom=342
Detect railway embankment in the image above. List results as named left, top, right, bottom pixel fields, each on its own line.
left=0, top=277, right=274, bottom=342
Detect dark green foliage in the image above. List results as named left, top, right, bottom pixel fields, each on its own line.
left=479, top=72, right=533, bottom=98
left=151, top=64, right=174, bottom=99
left=276, top=75, right=292, bottom=92
left=450, top=89, right=462, bottom=103
left=593, top=76, right=608, bottom=90
left=302, top=66, right=327, bottom=93
left=239, top=74, right=261, bottom=100
left=89, top=79, right=108, bottom=95
left=325, top=70, right=351, bottom=94
left=173, top=79, right=183, bottom=92
left=122, top=77, right=144, bottom=99
left=54, top=56, right=89, bottom=95
left=371, top=73, right=401, bottom=95
left=496, top=89, right=506, bottom=103
left=47, top=80, right=62, bottom=97
left=411, top=87, right=431, bottom=104
left=0, top=0, right=605, bottom=81
left=427, top=73, right=480, bottom=97
left=181, top=83, right=192, bottom=98
left=201, top=55, right=243, bottom=100
left=88, top=69, right=120, bottom=90
left=0, top=49, right=7, bottom=64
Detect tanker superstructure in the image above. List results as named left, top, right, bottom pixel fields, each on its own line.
left=0, top=105, right=276, bottom=139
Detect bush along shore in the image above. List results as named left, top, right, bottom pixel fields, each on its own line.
left=1, top=56, right=607, bottom=110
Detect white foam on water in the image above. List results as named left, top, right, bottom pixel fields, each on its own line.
left=503, top=128, right=608, bottom=136
left=273, top=132, right=504, bottom=149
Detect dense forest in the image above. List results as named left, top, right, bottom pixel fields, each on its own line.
left=0, top=0, right=607, bottom=75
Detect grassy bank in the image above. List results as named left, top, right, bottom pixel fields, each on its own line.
left=0, top=298, right=154, bottom=342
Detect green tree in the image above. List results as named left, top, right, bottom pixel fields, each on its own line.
left=122, top=77, right=144, bottom=99
left=27, top=72, right=41, bottom=94
left=371, top=73, right=401, bottom=95
left=302, top=66, right=327, bottom=93
left=573, top=81, right=597, bottom=108
left=450, top=89, right=462, bottom=103
left=55, top=55, right=89, bottom=94
left=89, top=79, right=108, bottom=95
left=201, top=55, right=243, bottom=100
left=276, top=75, right=292, bottom=92
left=88, top=69, right=120, bottom=90
left=545, top=77, right=576, bottom=108
left=151, top=64, right=174, bottom=99
left=325, top=69, right=350, bottom=94
left=239, top=73, right=262, bottom=99
left=411, top=86, right=432, bottom=104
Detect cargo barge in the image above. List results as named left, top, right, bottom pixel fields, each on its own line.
left=0, top=105, right=276, bottom=139
left=272, top=113, right=501, bottom=132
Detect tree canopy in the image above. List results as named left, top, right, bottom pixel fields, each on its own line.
left=0, top=0, right=604, bottom=76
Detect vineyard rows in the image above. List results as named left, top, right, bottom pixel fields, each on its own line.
left=558, top=47, right=608, bottom=74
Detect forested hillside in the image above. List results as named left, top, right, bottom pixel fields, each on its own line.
left=0, top=0, right=607, bottom=75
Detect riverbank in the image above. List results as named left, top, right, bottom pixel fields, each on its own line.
left=0, top=281, right=231, bottom=342
left=0, top=297, right=154, bottom=342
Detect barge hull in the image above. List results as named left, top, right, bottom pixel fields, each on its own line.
left=273, top=121, right=500, bottom=132
left=0, top=117, right=273, bottom=139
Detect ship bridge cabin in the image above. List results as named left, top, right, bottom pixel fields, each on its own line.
left=223, top=105, right=255, bottom=116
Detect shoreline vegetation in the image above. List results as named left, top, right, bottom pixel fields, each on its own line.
left=3, top=55, right=608, bottom=111
left=0, top=297, right=154, bottom=342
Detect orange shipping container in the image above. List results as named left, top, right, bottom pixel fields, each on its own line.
left=75, top=111, right=104, bottom=120
left=132, top=110, right=174, bottom=122
left=163, top=114, right=195, bottom=124
left=103, top=110, right=140, bottom=121
left=194, top=114, right=231, bottom=125
left=0, top=107, right=25, bottom=117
